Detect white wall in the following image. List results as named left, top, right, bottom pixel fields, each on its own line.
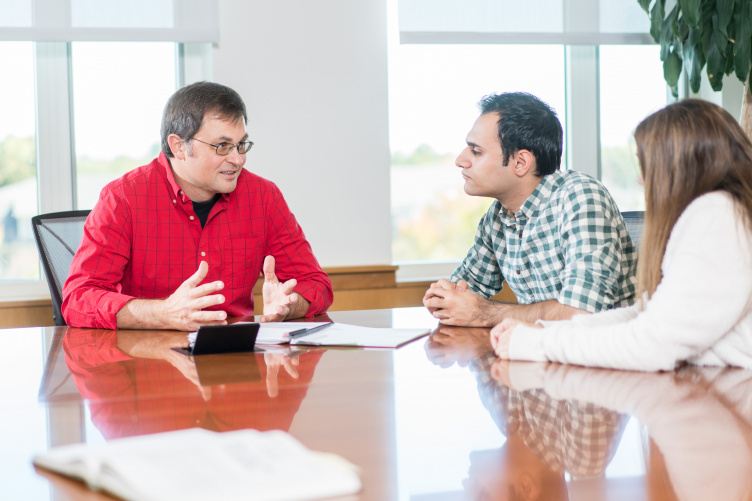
left=213, top=0, right=392, bottom=267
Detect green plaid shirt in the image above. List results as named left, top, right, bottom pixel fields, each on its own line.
left=451, top=170, right=637, bottom=312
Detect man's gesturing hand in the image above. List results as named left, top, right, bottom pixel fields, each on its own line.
left=259, top=255, right=298, bottom=322
left=160, top=260, right=227, bottom=331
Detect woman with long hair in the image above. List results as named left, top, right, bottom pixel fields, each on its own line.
left=491, top=99, right=752, bottom=371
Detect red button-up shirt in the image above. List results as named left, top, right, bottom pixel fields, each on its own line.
left=62, top=153, right=332, bottom=329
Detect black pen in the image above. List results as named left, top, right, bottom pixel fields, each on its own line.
left=288, top=321, right=335, bottom=340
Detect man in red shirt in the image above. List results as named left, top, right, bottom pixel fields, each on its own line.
left=62, top=82, right=333, bottom=330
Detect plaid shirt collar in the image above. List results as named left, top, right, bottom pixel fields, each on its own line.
left=498, top=171, right=561, bottom=228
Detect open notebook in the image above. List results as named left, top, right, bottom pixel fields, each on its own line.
left=34, top=428, right=361, bottom=501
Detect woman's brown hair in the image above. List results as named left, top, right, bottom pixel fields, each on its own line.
left=634, top=99, right=752, bottom=299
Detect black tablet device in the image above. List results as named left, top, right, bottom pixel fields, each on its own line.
left=172, top=323, right=260, bottom=356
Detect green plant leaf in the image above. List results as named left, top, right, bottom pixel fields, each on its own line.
left=735, top=0, right=752, bottom=81
left=701, top=13, right=713, bottom=55
left=639, top=0, right=652, bottom=13
left=717, top=0, right=735, bottom=30
left=664, top=48, right=684, bottom=86
left=683, top=28, right=704, bottom=92
left=681, top=0, right=702, bottom=28
left=673, top=14, right=689, bottom=44
left=660, top=6, right=679, bottom=61
left=651, top=0, right=666, bottom=41
left=707, top=39, right=726, bottom=90
left=725, top=42, right=736, bottom=74
left=706, top=14, right=726, bottom=89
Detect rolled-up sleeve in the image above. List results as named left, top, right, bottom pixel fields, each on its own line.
left=450, top=207, right=505, bottom=299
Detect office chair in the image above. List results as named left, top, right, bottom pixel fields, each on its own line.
left=621, top=211, right=644, bottom=251
left=31, top=210, right=91, bottom=326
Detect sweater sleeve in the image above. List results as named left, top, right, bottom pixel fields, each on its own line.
left=510, top=193, right=752, bottom=371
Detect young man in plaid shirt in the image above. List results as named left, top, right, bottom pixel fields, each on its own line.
left=63, top=82, right=332, bottom=330
left=424, top=92, right=636, bottom=327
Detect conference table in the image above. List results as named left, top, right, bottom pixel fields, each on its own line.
left=3, top=307, right=752, bottom=501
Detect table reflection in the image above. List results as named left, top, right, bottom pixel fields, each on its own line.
left=495, top=362, right=752, bottom=501
left=465, top=354, right=627, bottom=501
left=424, top=324, right=496, bottom=368
left=57, top=328, right=323, bottom=439
left=421, top=324, right=752, bottom=500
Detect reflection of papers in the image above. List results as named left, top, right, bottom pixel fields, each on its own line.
left=288, top=323, right=429, bottom=348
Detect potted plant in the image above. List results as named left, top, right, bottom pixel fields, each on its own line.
left=639, top=0, right=752, bottom=134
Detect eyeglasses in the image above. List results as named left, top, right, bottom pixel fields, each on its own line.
left=190, top=137, right=254, bottom=156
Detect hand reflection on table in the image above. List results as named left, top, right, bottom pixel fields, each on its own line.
left=490, top=361, right=752, bottom=501
left=463, top=354, right=627, bottom=501
left=424, top=324, right=495, bottom=368
left=263, top=351, right=300, bottom=398
left=116, top=329, right=213, bottom=400
left=62, top=327, right=323, bottom=439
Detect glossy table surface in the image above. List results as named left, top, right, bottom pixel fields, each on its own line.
left=3, top=307, right=752, bottom=501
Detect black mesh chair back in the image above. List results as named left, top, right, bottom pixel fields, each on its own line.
left=31, top=210, right=91, bottom=326
left=622, top=211, right=644, bottom=251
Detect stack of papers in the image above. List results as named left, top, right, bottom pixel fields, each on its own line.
left=34, top=428, right=361, bottom=501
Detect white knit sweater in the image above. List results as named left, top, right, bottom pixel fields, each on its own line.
left=509, top=191, right=752, bottom=371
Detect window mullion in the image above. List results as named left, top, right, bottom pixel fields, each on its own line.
left=565, top=45, right=600, bottom=179
left=34, top=41, right=75, bottom=213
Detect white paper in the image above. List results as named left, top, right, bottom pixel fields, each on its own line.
left=245, top=322, right=330, bottom=345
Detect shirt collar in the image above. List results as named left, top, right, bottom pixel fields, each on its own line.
left=518, top=171, right=562, bottom=220
left=159, top=152, right=232, bottom=204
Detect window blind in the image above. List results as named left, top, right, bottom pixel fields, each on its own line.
left=0, top=0, right=218, bottom=42
left=398, top=0, right=655, bottom=45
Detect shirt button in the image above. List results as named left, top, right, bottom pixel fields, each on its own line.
left=201, top=251, right=206, bottom=257
left=189, top=215, right=195, bottom=220
left=518, top=232, right=522, bottom=238
left=172, top=199, right=176, bottom=204
left=516, top=270, right=521, bottom=275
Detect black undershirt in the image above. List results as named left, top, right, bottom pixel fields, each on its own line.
left=192, top=194, right=221, bottom=228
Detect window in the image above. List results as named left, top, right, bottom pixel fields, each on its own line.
left=389, top=0, right=669, bottom=271
left=0, top=42, right=38, bottom=281
left=599, top=45, right=667, bottom=211
left=71, top=42, right=178, bottom=209
left=0, top=43, right=180, bottom=296
left=389, top=43, right=566, bottom=263
left=0, top=1, right=216, bottom=297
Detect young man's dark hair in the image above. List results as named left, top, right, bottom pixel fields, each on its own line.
left=160, top=81, right=248, bottom=158
left=478, top=92, right=563, bottom=177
